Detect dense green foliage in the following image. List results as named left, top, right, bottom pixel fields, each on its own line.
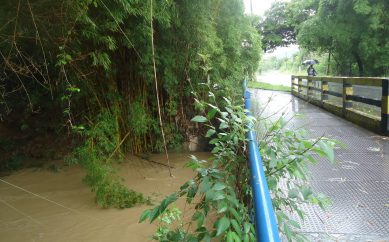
left=66, top=110, right=147, bottom=208
left=140, top=84, right=335, bottom=241
left=259, top=0, right=389, bottom=76
left=0, top=0, right=261, bottom=206
left=0, top=0, right=261, bottom=152
left=141, top=86, right=257, bottom=241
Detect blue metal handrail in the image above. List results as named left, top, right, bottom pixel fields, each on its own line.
left=243, top=80, right=280, bottom=242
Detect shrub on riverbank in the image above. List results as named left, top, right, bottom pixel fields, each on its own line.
left=140, top=82, right=336, bottom=241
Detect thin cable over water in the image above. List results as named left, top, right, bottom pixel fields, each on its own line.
left=0, top=178, right=101, bottom=221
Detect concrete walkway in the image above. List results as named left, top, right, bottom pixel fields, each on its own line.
left=251, top=89, right=389, bottom=241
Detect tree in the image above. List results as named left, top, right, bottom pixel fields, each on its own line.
left=259, top=0, right=389, bottom=76
left=258, top=1, right=296, bottom=52
left=258, top=0, right=315, bottom=52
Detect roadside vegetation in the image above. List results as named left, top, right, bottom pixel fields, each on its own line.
left=140, top=83, right=335, bottom=241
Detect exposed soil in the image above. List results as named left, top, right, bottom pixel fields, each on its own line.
left=0, top=152, right=209, bottom=242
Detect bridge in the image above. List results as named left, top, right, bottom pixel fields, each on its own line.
left=248, top=76, right=389, bottom=240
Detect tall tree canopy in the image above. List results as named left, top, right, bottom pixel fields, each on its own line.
left=260, top=0, right=389, bottom=76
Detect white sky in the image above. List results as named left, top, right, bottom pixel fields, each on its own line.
left=243, top=0, right=277, bottom=16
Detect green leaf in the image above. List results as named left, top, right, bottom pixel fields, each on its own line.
left=149, top=206, right=161, bottom=223
left=206, top=129, right=216, bottom=137
left=209, top=138, right=219, bottom=144
left=243, top=222, right=251, bottom=234
left=219, top=122, right=229, bottom=129
left=199, top=177, right=211, bottom=193
left=243, top=234, right=250, bottom=242
left=229, top=207, right=241, bottom=221
left=318, top=141, right=334, bottom=162
left=284, top=223, right=292, bottom=241
left=267, top=177, right=277, bottom=190
left=222, top=97, right=232, bottom=105
left=167, top=230, right=184, bottom=241
left=213, top=182, right=226, bottom=191
left=218, top=201, right=228, bottom=213
left=207, top=108, right=218, bottom=119
left=203, top=234, right=211, bottom=242
left=191, top=115, right=208, bottom=123
left=231, top=231, right=241, bottom=242
left=186, top=183, right=197, bottom=203
left=288, top=219, right=301, bottom=229
left=192, top=211, right=205, bottom=227
left=180, top=180, right=191, bottom=190
left=139, top=209, right=151, bottom=223
left=288, top=188, right=299, bottom=199
left=269, top=158, right=278, bottom=169
left=150, top=193, right=178, bottom=222
left=212, top=191, right=225, bottom=201
left=227, top=231, right=234, bottom=242
left=215, top=216, right=230, bottom=236
left=230, top=219, right=242, bottom=237
left=301, top=186, right=313, bottom=200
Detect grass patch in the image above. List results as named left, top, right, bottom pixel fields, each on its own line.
left=248, top=81, right=290, bottom=92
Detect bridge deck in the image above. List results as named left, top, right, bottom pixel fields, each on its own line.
left=251, top=89, right=389, bottom=240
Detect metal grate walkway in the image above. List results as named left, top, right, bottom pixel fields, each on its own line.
left=251, top=89, right=389, bottom=241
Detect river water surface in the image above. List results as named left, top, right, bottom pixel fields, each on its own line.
left=0, top=152, right=209, bottom=242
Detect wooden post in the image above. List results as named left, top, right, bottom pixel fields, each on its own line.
left=298, top=78, right=302, bottom=96
left=307, top=78, right=314, bottom=99
left=291, top=76, right=294, bottom=94
left=343, top=79, right=353, bottom=109
left=381, top=79, right=389, bottom=134
left=321, top=80, right=329, bottom=101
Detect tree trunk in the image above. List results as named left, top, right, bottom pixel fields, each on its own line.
left=326, top=49, right=331, bottom=75
left=354, top=52, right=364, bottom=76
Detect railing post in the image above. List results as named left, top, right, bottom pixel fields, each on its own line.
left=291, top=75, right=294, bottom=94
left=343, top=79, right=353, bottom=111
left=307, top=77, right=314, bottom=99
left=321, top=80, right=329, bottom=101
left=381, top=79, right=389, bottom=134
left=298, top=78, right=302, bottom=96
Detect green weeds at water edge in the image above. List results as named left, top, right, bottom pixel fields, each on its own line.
left=140, top=83, right=337, bottom=241
left=66, top=111, right=147, bottom=209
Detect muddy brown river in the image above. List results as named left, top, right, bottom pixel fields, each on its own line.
left=0, top=152, right=209, bottom=242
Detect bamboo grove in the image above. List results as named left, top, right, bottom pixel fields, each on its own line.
left=0, top=0, right=261, bottom=154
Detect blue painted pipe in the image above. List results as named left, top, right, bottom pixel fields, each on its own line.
left=243, top=80, right=280, bottom=242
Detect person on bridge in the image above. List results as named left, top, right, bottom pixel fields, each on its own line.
left=307, top=65, right=317, bottom=76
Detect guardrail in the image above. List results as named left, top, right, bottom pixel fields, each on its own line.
left=291, top=75, right=389, bottom=134
left=243, top=80, right=280, bottom=242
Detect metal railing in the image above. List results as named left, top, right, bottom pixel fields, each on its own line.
left=243, top=80, right=280, bottom=242
left=291, top=75, right=389, bottom=134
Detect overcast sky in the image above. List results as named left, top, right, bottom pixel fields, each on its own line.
left=243, top=0, right=276, bottom=16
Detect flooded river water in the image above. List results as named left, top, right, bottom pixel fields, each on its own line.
left=0, top=152, right=209, bottom=242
